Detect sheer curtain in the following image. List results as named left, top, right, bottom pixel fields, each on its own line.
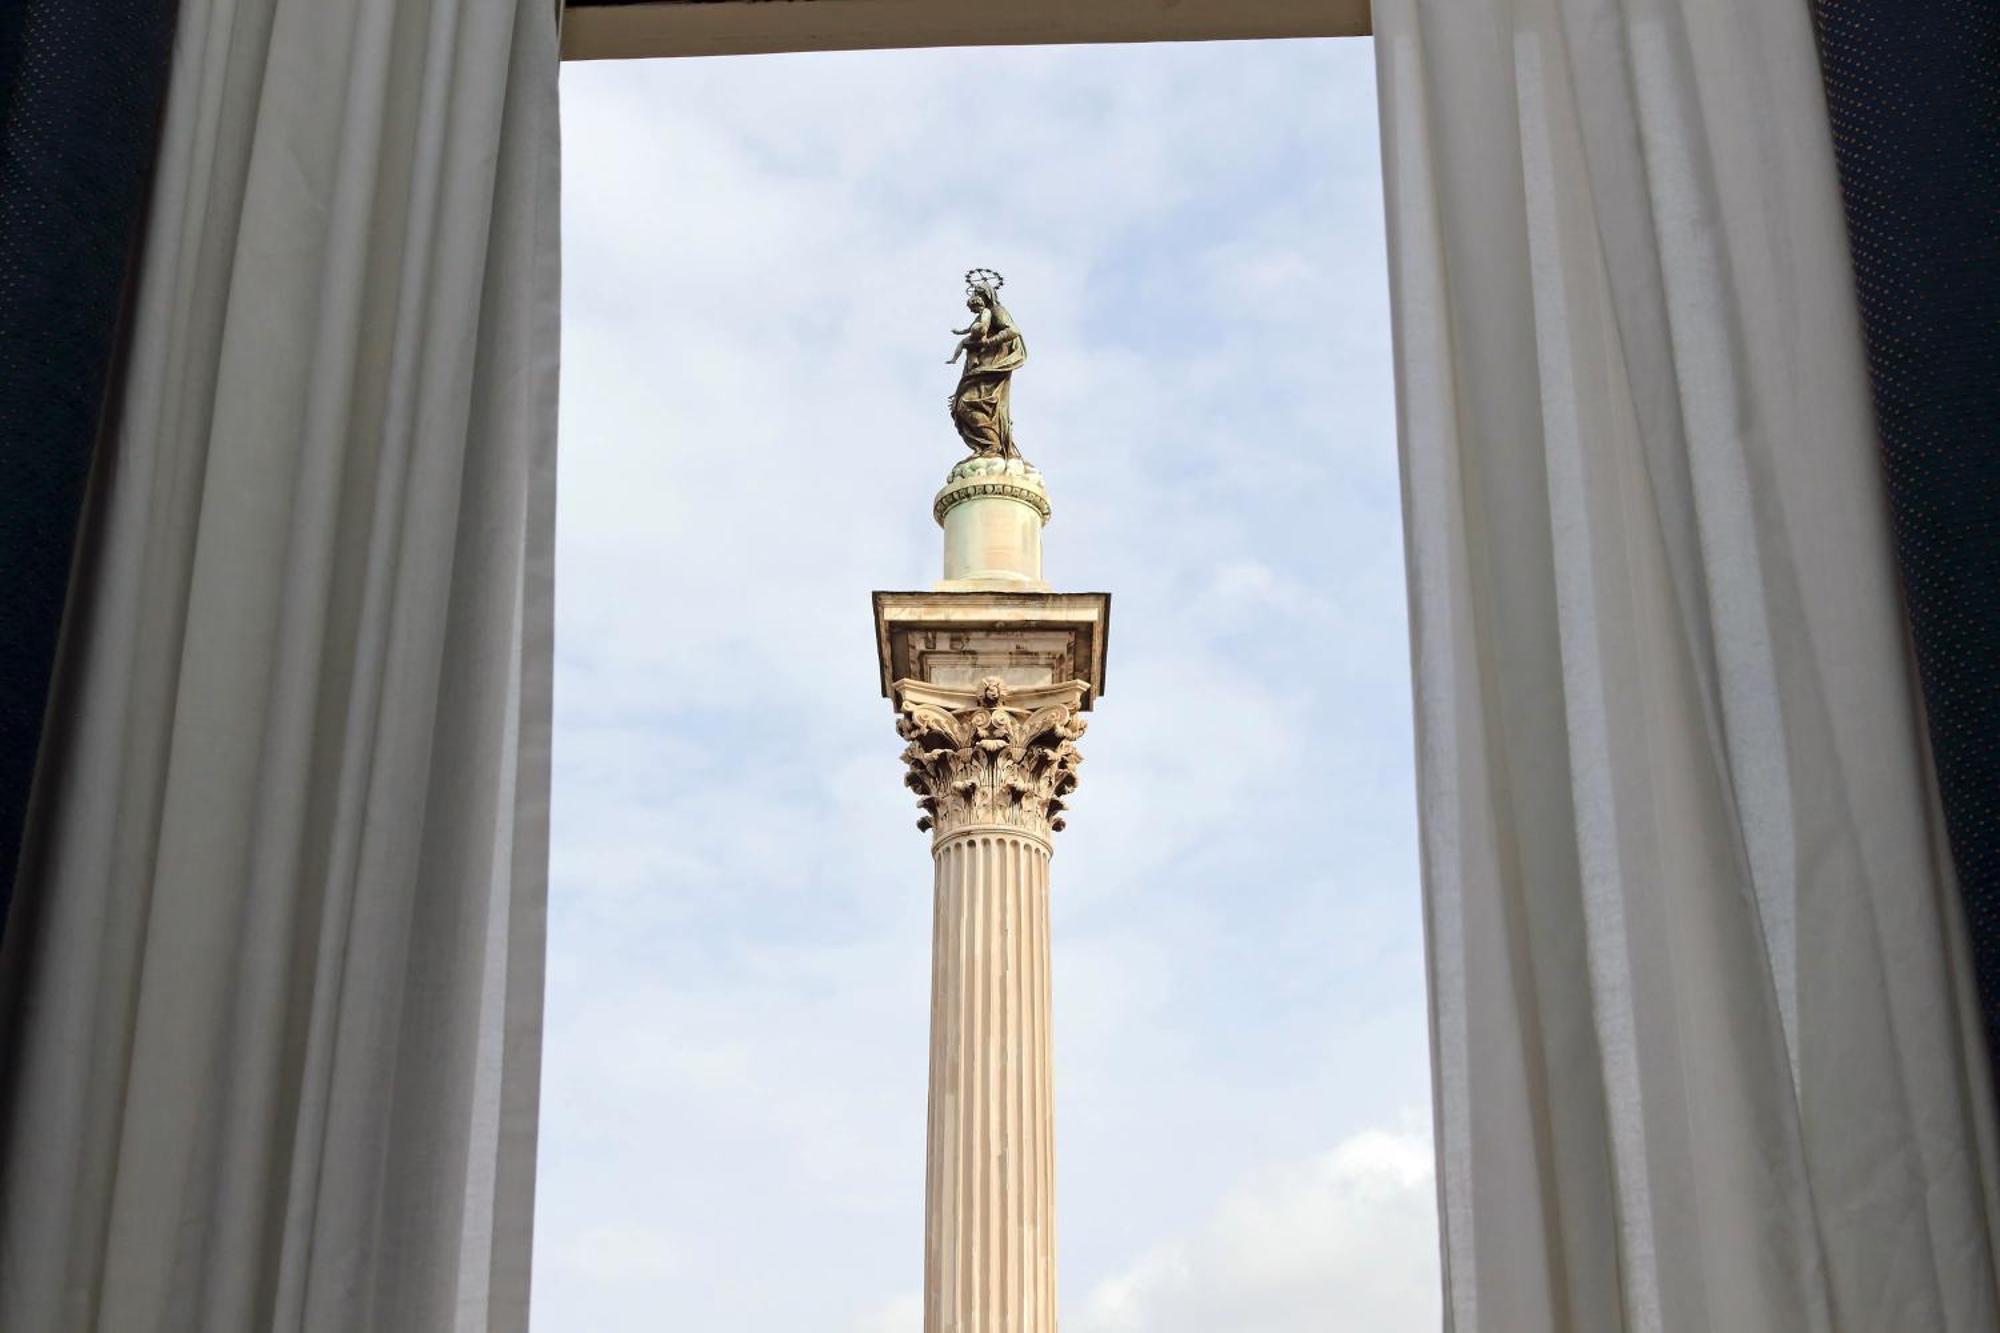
left=1375, top=1, right=2000, bottom=1328
left=0, top=0, right=559, bottom=1327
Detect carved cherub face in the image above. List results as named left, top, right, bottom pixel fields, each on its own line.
left=977, top=676, right=1007, bottom=707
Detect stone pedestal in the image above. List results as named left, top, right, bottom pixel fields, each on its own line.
left=934, top=456, right=1051, bottom=592
left=875, top=460, right=1109, bottom=1333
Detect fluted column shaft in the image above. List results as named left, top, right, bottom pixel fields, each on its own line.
left=925, top=826, right=1057, bottom=1333
left=890, top=674, right=1088, bottom=1333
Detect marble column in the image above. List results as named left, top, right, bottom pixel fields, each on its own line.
left=876, top=453, right=1109, bottom=1333
left=898, top=677, right=1084, bottom=1332
left=925, top=827, right=1056, bottom=1330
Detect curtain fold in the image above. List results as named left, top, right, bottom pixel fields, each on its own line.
left=0, top=0, right=559, bottom=1326
left=1376, top=1, right=2000, bottom=1328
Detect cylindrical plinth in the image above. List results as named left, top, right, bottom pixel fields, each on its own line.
left=934, top=456, right=1052, bottom=590
left=925, top=827, right=1057, bottom=1333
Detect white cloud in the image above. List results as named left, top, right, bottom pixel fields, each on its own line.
left=1077, top=1125, right=1441, bottom=1333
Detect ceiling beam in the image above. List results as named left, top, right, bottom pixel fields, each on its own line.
left=561, top=0, right=1370, bottom=62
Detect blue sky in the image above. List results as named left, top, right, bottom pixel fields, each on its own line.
left=538, top=36, right=1437, bottom=1330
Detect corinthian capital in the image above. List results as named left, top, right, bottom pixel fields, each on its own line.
left=895, top=675, right=1089, bottom=842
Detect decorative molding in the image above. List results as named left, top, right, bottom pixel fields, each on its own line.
left=896, top=676, right=1087, bottom=841
left=933, top=479, right=1052, bottom=526
left=872, top=590, right=1111, bottom=707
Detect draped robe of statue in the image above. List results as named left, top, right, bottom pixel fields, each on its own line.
left=950, top=289, right=1028, bottom=458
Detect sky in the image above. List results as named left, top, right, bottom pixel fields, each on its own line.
left=537, top=36, right=1437, bottom=1331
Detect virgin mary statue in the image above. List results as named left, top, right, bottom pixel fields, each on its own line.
left=946, top=273, right=1028, bottom=458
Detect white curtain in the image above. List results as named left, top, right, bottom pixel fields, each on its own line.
left=1376, top=1, right=2000, bottom=1329
left=0, top=0, right=558, bottom=1327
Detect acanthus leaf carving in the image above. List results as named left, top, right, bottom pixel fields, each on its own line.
left=896, top=675, right=1086, bottom=840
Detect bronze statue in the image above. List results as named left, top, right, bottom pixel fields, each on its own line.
left=947, top=269, right=1027, bottom=458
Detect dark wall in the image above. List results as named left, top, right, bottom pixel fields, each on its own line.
left=0, top=2, right=179, bottom=933
left=1814, top=3, right=2000, bottom=1051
